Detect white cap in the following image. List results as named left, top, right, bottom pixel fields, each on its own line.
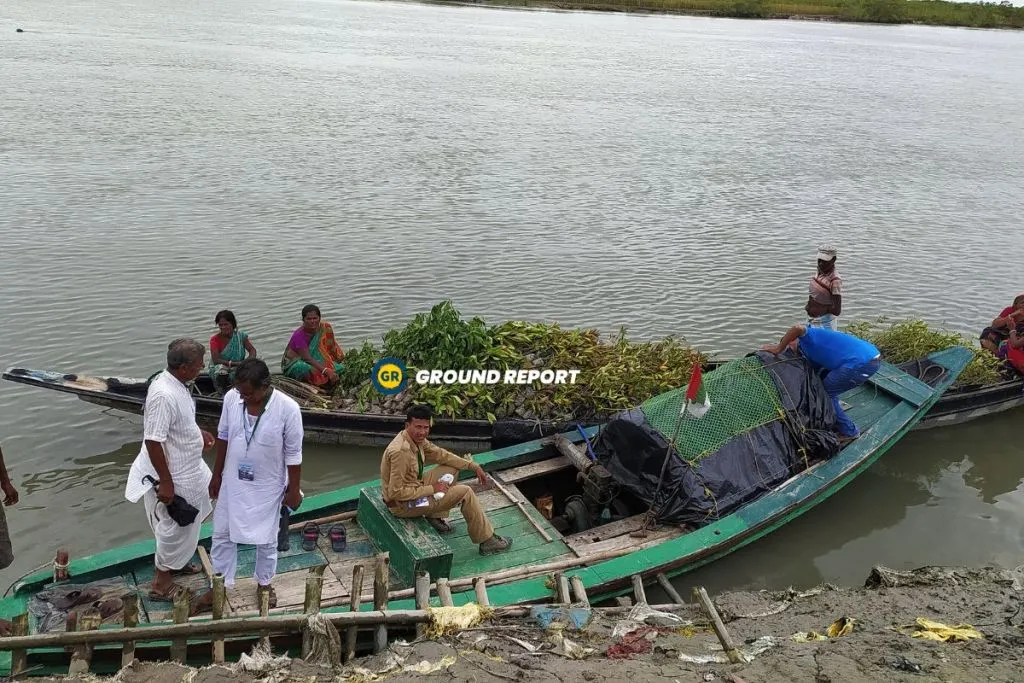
left=816, top=244, right=837, bottom=261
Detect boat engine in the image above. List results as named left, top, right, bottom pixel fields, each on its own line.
left=552, top=434, right=621, bottom=533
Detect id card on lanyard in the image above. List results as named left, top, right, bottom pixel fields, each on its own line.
left=239, top=393, right=269, bottom=482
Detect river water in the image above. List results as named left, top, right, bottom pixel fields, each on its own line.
left=2, top=0, right=1023, bottom=595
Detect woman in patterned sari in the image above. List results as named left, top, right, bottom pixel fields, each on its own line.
left=209, top=310, right=258, bottom=391
left=281, top=304, right=345, bottom=388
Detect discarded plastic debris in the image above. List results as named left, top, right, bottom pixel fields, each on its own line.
left=791, top=631, right=829, bottom=642
left=426, top=604, right=491, bottom=638
left=607, top=626, right=660, bottom=659
left=530, top=604, right=593, bottom=630
left=547, top=624, right=595, bottom=659
left=826, top=616, right=855, bottom=638
left=612, top=603, right=689, bottom=638
left=901, top=618, right=984, bottom=643
left=678, top=635, right=777, bottom=664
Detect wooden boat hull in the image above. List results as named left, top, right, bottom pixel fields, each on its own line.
left=3, top=353, right=1018, bottom=451
left=0, top=347, right=972, bottom=675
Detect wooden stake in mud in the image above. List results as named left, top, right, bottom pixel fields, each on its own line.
left=170, top=589, right=191, bottom=663
left=415, top=572, right=431, bottom=638
left=631, top=574, right=647, bottom=605
left=259, top=587, right=271, bottom=651
left=569, top=575, right=590, bottom=608
left=301, top=565, right=326, bottom=659
left=345, top=564, right=364, bottom=663
left=555, top=572, right=571, bottom=604
left=373, top=553, right=390, bottom=654
left=10, top=612, right=28, bottom=675
left=473, top=577, right=490, bottom=607
left=656, top=573, right=685, bottom=606
left=693, top=586, right=742, bottom=664
left=121, top=593, right=139, bottom=668
left=436, top=577, right=454, bottom=607
left=68, top=611, right=102, bottom=675
left=211, top=575, right=226, bottom=664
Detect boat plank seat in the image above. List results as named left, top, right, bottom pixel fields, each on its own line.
left=357, top=486, right=453, bottom=586
left=865, top=362, right=932, bottom=407
left=500, top=455, right=573, bottom=484
left=564, top=514, right=681, bottom=557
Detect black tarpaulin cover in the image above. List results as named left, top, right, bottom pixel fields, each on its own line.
left=593, top=350, right=841, bottom=527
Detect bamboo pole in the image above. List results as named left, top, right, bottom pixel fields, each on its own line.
left=414, top=572, right=430, bottom=638
left=656, top=573, right=685, bottom=606
left=631, top=574, right=647, bottom=605
left=0, top=603, right=702, bottom=652
left=569, top=576, right=589, bottom=608
left=436, top=578, right=453, bottom=607
left=68, top=611, right=102, bottom=675
left=211, top=575, right=226, bottom=664
left=10, top=612, right=28, bottom=675
left=473, top=577, right=490, bottom=607
left=693, top=587, right=742, bottom=664
left=372, top=553, right=390, bottom=653
left=259, top=587, right=271, bottom=651
left=555, top=573, right=571, bottom=604
left=345, top=564, right=364, bottom=663
left=302, top=565, right=326, bottom=659
left=121, top=594, right=139, bottom=668
left=170, top=589, right=191, bottom=663
left=489, top=475, right=553, bottom=542
left=288, top=510, right=357, bottom=532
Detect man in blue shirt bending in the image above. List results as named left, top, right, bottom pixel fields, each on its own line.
left=761, top=325, right=881, bottom=443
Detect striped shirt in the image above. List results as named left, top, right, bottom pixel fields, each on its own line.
left=808, top=270, right=842, bottom=305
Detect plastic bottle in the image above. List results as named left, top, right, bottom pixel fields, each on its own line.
left=433, top=473, right=455, bottom=500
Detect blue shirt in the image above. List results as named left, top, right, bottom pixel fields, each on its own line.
left=798, top=327, right=880, bottom=370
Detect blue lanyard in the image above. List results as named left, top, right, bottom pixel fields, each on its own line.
left=241, top=391, right=270, bottom=450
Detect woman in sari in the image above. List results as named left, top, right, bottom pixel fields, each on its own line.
left=209, top=310, right=258, bottom=391
left=281, top=304, right=345, bottom=388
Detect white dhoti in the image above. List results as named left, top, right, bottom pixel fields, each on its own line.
left=142, top=485, right=213, bottom=571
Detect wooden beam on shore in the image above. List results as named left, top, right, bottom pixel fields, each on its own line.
left=569, top=575, right=590, bottom=608
left=345, top=564, right=364, bottom=663
left=302, top=565, right=326, bottom=659
left=10, top=612, right=28, bottom=675
left=170, top=589, right=190, bottom=663
left=631, top=574, right=647, bottom=606
left=211, top=575, right=226, bottom=664
left=656, top=572, right=686, bottom=606
left=372, top=553, right=390, bottom=654
left=121, top=594, right=139, bottom=668
left=555, top=572, right=571, bottom=604
left=67, top=611, right=101, bottom=675
left=436, top=577, right=454, bottom=607
left=693, top=586, right=742, bottom=664
left=415, top=572, right=431, bottom=638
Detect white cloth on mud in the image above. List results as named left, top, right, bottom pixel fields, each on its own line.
left=124, top=370, right=213, bottom=571
left=213, top=387, right=303, bottom=547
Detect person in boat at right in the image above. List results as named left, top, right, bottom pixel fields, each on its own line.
left=805, top=244, right=842, bottom=331
left=380, top=405, right=512, bottom=555
left=979, top=294, right=1024, bottom=355
left=761, top=324, right=881, bottom=445
left=281, top=304, right=345, bottom=390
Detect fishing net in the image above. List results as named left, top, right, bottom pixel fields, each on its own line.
left=638, top=356, right=785, bottom=462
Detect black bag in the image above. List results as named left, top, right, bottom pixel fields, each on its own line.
left=142, top=475, right=200, bottom=527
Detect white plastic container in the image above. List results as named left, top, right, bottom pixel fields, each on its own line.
left=433, top=473, right=455, bottom=500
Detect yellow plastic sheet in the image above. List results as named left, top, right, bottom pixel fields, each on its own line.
left=426, top=603, right=492, bottom=638
left=826, top=617, right=855, bottom=638
left=907, top=618, right=984, bottom=643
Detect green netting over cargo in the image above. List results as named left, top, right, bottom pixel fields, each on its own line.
left=639, top=356, right=785, bottom=462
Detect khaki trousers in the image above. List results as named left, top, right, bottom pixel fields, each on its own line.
left=390, top=466, right=494, bottom=544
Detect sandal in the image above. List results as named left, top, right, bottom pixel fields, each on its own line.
left=148, top=583, right=189, bottom=603
left=329, top=524, right=347, bottom=552
left=301, top=522, right=320, bottom=552
left=171, top=563, right=204, bottom=576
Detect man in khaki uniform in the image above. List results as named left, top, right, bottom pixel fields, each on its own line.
left=381, top=405, right=512, bottom=555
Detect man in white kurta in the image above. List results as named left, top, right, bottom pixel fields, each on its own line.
left=209, top=359, right=303, bottom=608
left=124, top=338, right=215, bottom=600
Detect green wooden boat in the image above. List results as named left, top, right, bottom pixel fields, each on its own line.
left=0, top=346, right=972, bottom=676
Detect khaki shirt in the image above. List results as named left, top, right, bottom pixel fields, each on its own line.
left=380, top=430, right=473, bottom=505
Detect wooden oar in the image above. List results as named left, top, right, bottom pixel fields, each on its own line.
left=488, top=474, right=554, bottom=543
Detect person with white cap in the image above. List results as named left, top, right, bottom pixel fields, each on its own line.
left=805, top=244, right=842, bottom=331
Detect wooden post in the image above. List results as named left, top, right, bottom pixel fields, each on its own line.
left=345, top=564, right=364, bottom=663
left=301, top=565, right=326, bottom=659
left=414, top=572, right=430, bottom=638
left=10, top=612, right=28, bottom=675
left=259, top=587, right=271, bottom=651
left=121, top=594, right=139, bottom=668
left=555, top=572, right=571, bottom=604
left=170, top=588, right=191, bottom=663
left=693, top=587, right=742, bottom=664
left=54, top=548, right=70, bottom=583
left=656, top=573, right=685, bottom=606
left=68, top=611, right=102, bottom=675
left=211, top=575, right=226, bottom=664
left=631, top=574, right=647, bottom=605
left=436, top=577, right=453, bottom=607
left=569, top=576, right=589, bottom=608
left=473, top=577, right=490, bottom=607
left=372, top=553, right=390, bottom=653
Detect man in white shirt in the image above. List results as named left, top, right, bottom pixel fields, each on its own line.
left=124, top=338, right=215, bottom=601
left=206, top=358, right=303, bottom=609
